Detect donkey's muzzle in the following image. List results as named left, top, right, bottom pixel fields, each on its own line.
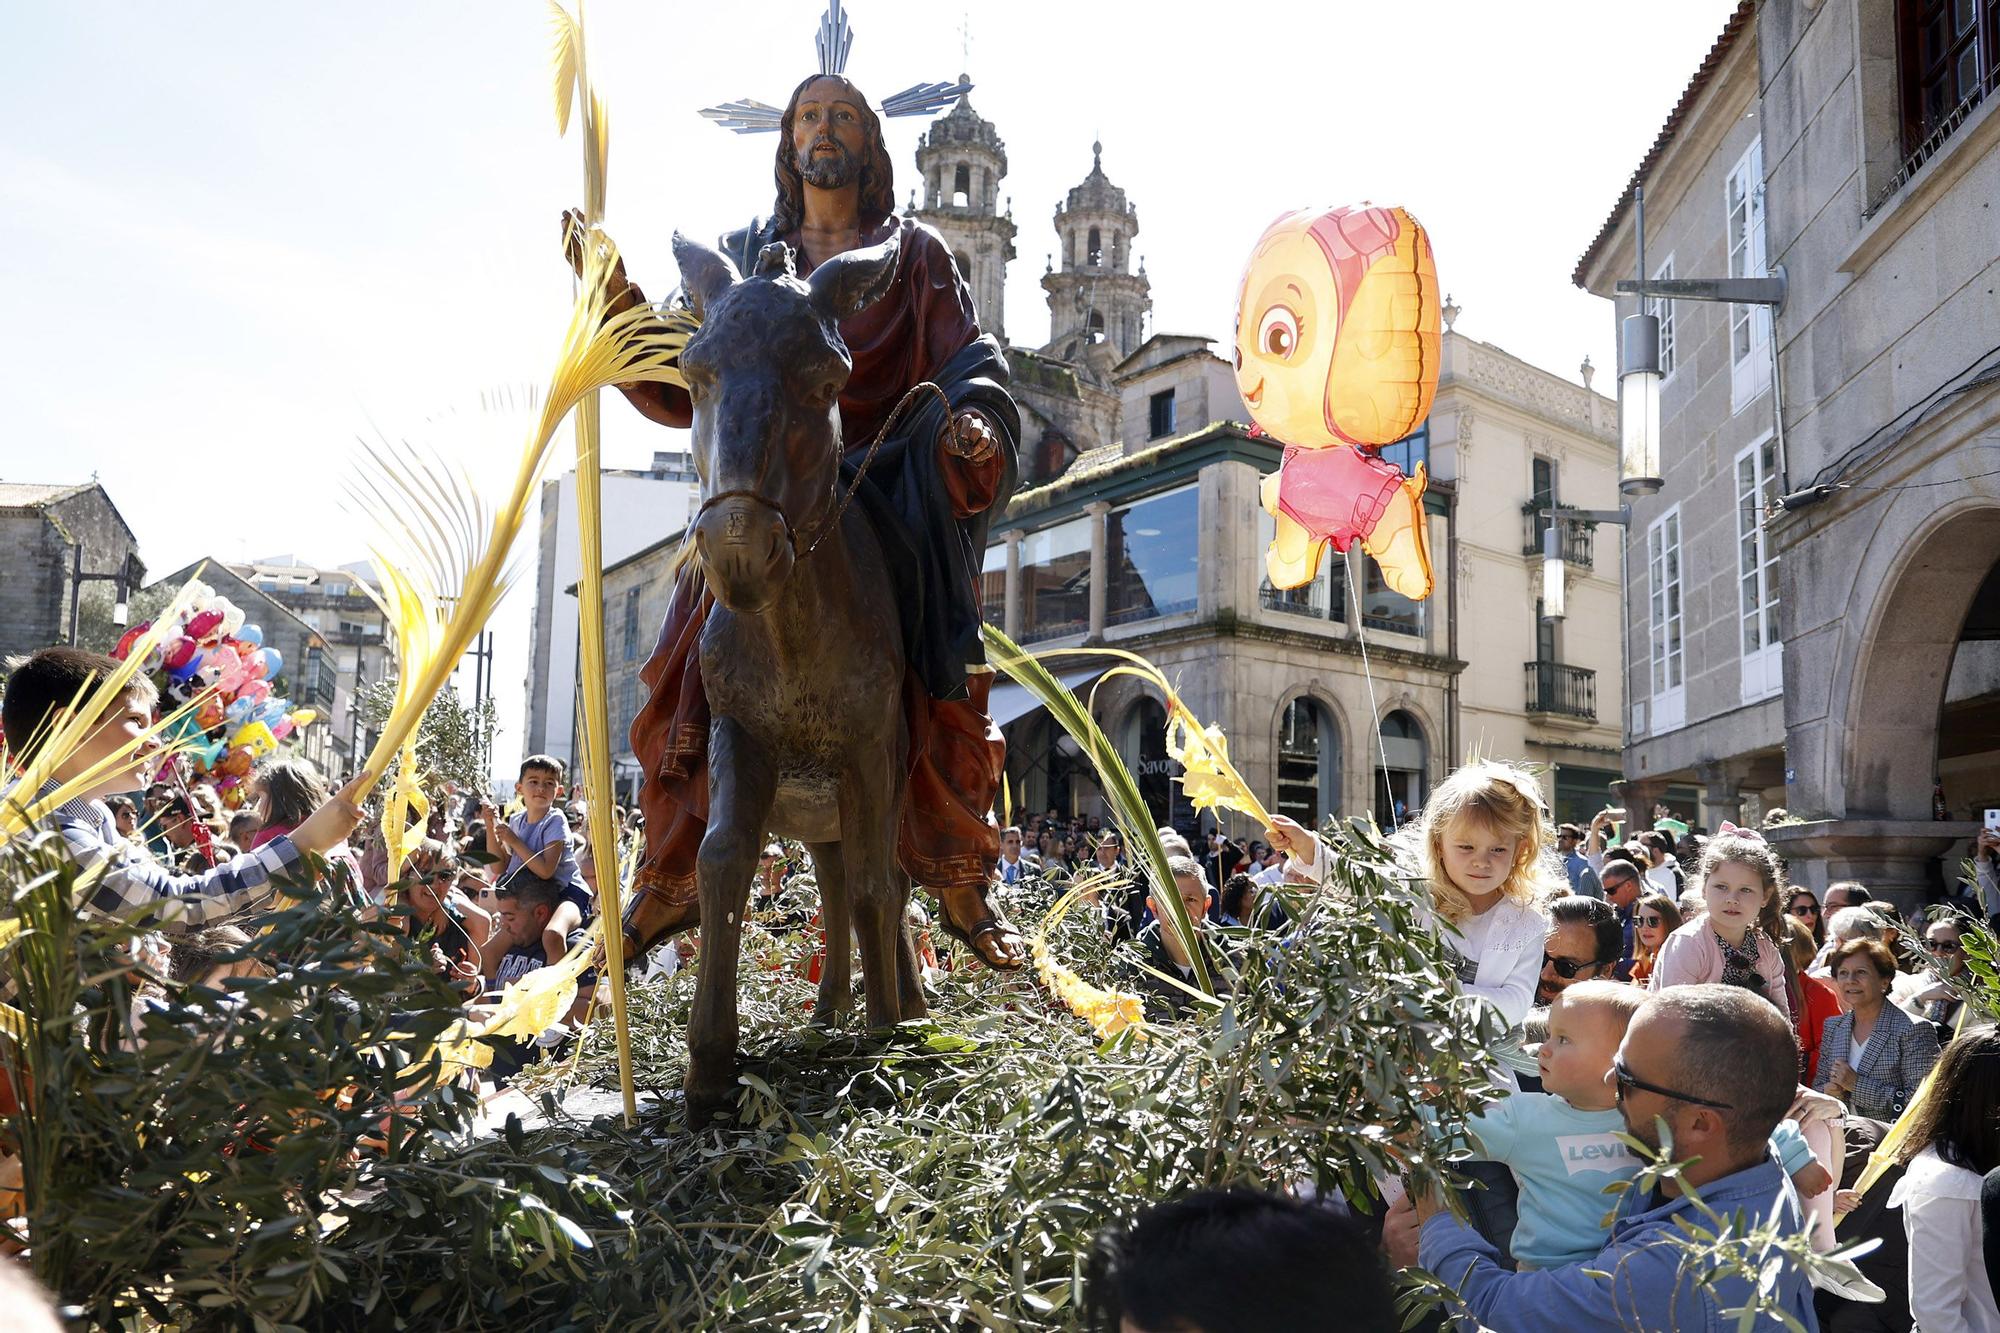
left=693, top=495, right=793, bottom=612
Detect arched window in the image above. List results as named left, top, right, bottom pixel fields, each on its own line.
left=952, top=163, right=971, bottom=207
left=1276, top=697, right=1338, bottom=827
left=955, top=250, right=973, bottom=284
left=1373, top=711, right=1428, bottom=828
left=1087, top=226, right=1103, bottom=266
left=1088, top=310, right=1106, bottom=343
left=1119, top=695, right=1173, bottom=826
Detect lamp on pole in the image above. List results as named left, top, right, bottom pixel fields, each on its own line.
left=1613, top=183, right=1789, bottom=490
left=1539, top=506, right=1632, bottom=624
left=69, top=547, right=139, bottom=645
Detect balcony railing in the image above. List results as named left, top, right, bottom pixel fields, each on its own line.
left=1259, top=582, right=1334, bottom=619
left=1522, top=508, right=1596, bottom=568
left=1525, top=661, right=1596, bottom=721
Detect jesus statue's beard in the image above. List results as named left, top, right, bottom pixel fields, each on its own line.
left=799, top=141, right=857, bottom=190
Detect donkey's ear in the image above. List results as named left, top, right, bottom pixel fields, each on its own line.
left=673, top=233, right=740, bottom=319
left=807, top=229, right=902, bottom=323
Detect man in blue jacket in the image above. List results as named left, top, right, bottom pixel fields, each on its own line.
left=1413, top=984, right=1819, bottom=1331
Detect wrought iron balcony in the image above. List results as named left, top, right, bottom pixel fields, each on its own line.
left=1522, top=507, right=1597, bottom=568
left=1525, top=660, right=1596, bottom=721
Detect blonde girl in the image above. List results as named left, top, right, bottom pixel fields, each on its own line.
left=1269, top=758, right=1562, bottom=1028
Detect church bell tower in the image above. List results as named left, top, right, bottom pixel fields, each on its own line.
left=1042, top=140, right=1151, bottom=362
left=909, top=75, right=1017, bottom=342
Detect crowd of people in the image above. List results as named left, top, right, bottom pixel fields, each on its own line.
left=6, top=641, right=2000, bottom=1330
left=1053, top=761, right=1998, bottom=1333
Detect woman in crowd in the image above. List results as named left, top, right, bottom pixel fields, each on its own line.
left=1890, top=1026, right=2000, bottom=1332
left=1815, top=938, right=1942, bottom=1121
left=1628, top=892, right=1682, bottom=985
left=1269, top=758, right=1556, bottom=1033
left=1787, top=886, right=1825, bottom=949
left=1786, top=920, right=1843, bottom=1088
left=1649, top=827, right=1793, bottom=1021
left=400, top=857, right=491, bottom=996
left=250, top=757, right=366, bottom=903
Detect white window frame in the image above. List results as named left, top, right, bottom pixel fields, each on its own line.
left=1735, top=433, right=1784, bottom=702
left=1725, top=139, right=1771, bottom=413
left=1646, top=254, right=1677, bottom=382
left=1647, top=505, right=1686, bottom=733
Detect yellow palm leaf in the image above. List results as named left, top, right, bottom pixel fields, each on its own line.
left=473, top=920, right=601, bottom=1043
left=1, top=575, right=214, bottom=848
left=349, top=234, right=690, bottom=812
left=547, top=0, right=581, bottom=137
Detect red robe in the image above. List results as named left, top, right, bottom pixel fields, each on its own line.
left=626, top=215, right=1009, bottom=912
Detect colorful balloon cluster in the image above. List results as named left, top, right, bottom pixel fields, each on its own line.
left=110, top=583, right=319, bottom=807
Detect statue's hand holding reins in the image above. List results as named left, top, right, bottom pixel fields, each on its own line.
left=941, top=408, right=999, bottom=464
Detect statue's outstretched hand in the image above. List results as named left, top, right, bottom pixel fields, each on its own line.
left=560, top=208, right=632, bottom=297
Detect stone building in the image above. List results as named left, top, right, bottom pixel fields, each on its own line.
left=1575, top=0, right=2000, bottom=903
left=909, top=77, right=1016, bottom=343
left=145, top=560, right=340, bottom=775
left=987, top=313, right=1624, bottom=835
left=0, top=481, right=144, bottom=663
left=521, top=451, right=698, bottom=773
left=223, top=556, right=393, bottom=771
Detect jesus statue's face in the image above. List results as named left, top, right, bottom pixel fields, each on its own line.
left=792, top=76, right=867, bottom=191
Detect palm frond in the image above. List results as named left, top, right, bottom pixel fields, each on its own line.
left=349, top=235, right=688, bottom=815
left=1, top=576, right=212, bottom=847
left=981, top=625, right=1211, bottom=995
left=547, top=0, right=581, bottom=137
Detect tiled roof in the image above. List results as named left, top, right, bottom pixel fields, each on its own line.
left=0, top=481, right=91, bottom=509
left=1571, top=0, right=1756, bottom=288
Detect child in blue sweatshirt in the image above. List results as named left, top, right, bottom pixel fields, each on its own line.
left=1465, top=980, right=1835, bottom=1269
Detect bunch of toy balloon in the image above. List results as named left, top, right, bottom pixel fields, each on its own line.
left=1233, top=204, right=1441, bottom=601
left=110, top=582, right=320, bottom=806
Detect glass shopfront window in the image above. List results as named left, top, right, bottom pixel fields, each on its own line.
left=1106, top=484, right=1198, bottom=627
left=1330, top=551, right=1425, bottom=638
left=980, top=542, right=1006, bottom=628
left=1020, top=516, right=1092, bottom=643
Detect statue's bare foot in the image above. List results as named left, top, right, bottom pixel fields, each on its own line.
left=933, top=885, right=1026, bottom=970
left=1360, top=462, right=1434, bottom=600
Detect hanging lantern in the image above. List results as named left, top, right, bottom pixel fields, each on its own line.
left=1541, top=522, right=1567, bottom=621
left=1619, top=312, right=1662, bottom=496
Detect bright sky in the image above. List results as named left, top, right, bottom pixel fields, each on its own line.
left=0, top=0, right=1737, bottom=776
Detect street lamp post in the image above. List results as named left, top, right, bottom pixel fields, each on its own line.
left=1613, top=183, right=1789, bottom=490
left=68, top=546, right=138, bottom=645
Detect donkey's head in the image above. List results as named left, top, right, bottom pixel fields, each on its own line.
left=673, top=230, right=900, bottom=614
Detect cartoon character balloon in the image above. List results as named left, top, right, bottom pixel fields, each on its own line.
left=1234, top=204, right=1440, bottom=600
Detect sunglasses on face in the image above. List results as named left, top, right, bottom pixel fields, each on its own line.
left=1930, top=939, right=1963, bottom=953
left=1542, top=952, right=1601, bottom=980
left=1789, top=903, right=1819, bottom=916
left=1611, top=1054, right=1734, bottom=1109
left=1638, top=914, right=1664, bottom=927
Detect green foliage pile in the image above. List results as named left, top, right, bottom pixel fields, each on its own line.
left=3, top=819, right=1508, bottom=1330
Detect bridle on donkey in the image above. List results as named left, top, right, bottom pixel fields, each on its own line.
left=693, top=380, right=950, bottom=560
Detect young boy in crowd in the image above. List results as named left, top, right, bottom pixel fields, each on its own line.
left=477, top=755, right=591, bottom=965
left=1460, top=980, right=1834, bottom=1270
left=1, top=647, right=368, bottom=929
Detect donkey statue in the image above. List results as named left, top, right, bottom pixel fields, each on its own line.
left=669, top=230, right=926, bottom=1124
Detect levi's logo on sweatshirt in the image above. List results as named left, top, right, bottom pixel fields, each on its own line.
left=1556, top=1133, right=1635, bottom=1176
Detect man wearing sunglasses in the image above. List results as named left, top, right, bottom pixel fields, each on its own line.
left=1413, top=984, right=1819, bottom=1330
left=1536, top=896, right=1622, bottom=1006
